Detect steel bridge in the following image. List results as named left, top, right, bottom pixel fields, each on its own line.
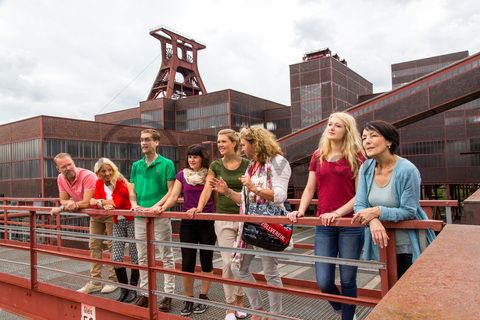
left=0, top=198, right=464, bottom=319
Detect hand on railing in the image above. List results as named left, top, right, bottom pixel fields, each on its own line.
left=287, top=210, right=304, bottom=223
left=63, top=200, right=78, bottom=211
left=152, top=205, right=165, bottom=215
left=320, top=211, right=341, bottom=226
left=352, top=207, right=380, bottom=226
left=185, top=208, right=196, bottom=219
left=50, top=206, right=63, bottom=215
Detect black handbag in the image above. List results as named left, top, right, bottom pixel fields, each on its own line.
left=241, top=190, right=293, bottom=251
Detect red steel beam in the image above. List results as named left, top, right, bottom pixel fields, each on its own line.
left=0, top=273, right=185, bottom=320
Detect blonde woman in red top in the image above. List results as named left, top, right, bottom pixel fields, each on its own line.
left=288, top=112, right=364, bottom=320
left=90, top=158, right=139, bottom=303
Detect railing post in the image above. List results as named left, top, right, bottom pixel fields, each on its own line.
left=378, top=246, right=389, bottom=296
left=146, top=217, right=158, bottom=320
left=2, top=198, right=7, bottom=240
left=30, top=210, right=38, bottom=290
left=378, top=229, right=397, bottom=296
left=56, top=211, right=62, bottom=249
left=445, top=207, right=453, bottom=224
left=46, top=213, right=53, bottom=245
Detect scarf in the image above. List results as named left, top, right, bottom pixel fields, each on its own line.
left=183, top=168, right=208, bottom=186
left=232, top=159, right=272, bottom=267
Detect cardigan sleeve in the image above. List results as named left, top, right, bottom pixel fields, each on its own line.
left=112, top=179, right=132, bottom=210
left=354, top=161, right=371, bottom=213
left=270, top=155, right=291, bottom=205
left=378, top=161, right=419, bottom=222
left=92, top=178, right=104, bottom=208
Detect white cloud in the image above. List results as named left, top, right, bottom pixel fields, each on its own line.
left=1, top=0, right=479, bottom=124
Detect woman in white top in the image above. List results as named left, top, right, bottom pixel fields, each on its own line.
left=212, top=127, right=291, bottom=320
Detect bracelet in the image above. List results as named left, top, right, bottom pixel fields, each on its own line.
left=97, top=199, right=103, bottom=208
left=225, top=188, right=231, bottom=198
left=59, top=205, right=64, bottom=212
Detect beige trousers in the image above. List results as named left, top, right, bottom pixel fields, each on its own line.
left=89, top=215, right=116, bottom=283
left=135, top=217, right=176, bottom=295
left=214, top=220, right=245, bottom=304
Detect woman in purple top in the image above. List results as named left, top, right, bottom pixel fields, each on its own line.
left=158, top=144, right=216, bottom=316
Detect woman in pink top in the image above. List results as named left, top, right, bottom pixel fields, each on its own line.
left=288, top=112, right=364, bottom=320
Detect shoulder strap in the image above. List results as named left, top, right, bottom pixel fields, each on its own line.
left=243, top=187, right=249, bottom=215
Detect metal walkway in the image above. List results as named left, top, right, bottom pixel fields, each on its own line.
left=0, top=226, right=375, bottom=320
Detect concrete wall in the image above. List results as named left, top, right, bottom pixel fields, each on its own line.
left=464, top=188, right=480, bottom=225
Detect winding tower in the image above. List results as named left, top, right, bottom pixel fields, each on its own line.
left=148, top=26, right=207, bottom=99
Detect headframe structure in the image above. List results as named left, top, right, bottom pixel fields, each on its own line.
left=147, top=26, right=207, bottom=100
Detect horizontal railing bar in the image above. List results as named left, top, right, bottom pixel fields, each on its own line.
left=152, top=239, right=384, bottom=270
left=33, top=247, right=145, bottom=271
left=35, top=264, right=148, bottom=295
left=11, top=226, right=384, bottom=270
left=287, top=198, right=459, bottom=207
left=33, top=227, right=142, bottom=244
left=148, top=264, right=380, bottom=307
left=0, top=257, right=30, bottom=267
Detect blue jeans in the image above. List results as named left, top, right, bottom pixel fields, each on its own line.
left=314, top=226, right=364, bottom=320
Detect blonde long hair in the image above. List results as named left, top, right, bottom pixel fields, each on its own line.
left=240, top=127, right=283, bottom=165
left=317, top=112, right=363, bottom=178
left=93, top=158, right=125, bottom=187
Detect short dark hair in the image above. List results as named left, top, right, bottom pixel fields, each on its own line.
left=363, top=120, right=400, bottom=154
left=185, top=144, right=210, bottom=169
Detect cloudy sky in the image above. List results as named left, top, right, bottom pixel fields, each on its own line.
left=1, top=0, right=479, bottom=125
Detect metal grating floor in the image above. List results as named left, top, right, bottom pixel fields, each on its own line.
left=0, top=227, right=376, bottom=320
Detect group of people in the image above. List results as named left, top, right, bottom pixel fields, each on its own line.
left=50, top=113, right=434, bottom=320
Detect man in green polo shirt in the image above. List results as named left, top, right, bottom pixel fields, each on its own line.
left=129, top=129, right=176, bottom=312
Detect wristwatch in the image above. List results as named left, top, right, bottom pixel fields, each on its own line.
left=255, top=186, right=262, bottom=195
left=97, top=199, right=103, bottom=208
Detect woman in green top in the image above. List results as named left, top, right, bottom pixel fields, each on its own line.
left=187, top=128, right=249, bottom=320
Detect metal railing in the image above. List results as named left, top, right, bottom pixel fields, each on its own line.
left=0, top=198, right=450, bottom=319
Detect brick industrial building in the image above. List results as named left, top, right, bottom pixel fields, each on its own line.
left=1, top=27, right=479, bottom=203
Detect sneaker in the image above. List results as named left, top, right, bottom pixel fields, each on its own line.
left=133, top=295, right=149, bottom=307
left=193, top=302, right=208, bottom=314
left=158, top=297, right=172, bottom=312
left=193, top=295, right=209, bottom=314
left=235, top=311, right=248, bottom=319
left=77, top=282, right=102, bottom=294
left=100, top=284, right=117, bottom=294
left=225, top=313, right=237, bottom=320
left=180, top=301, right=194, bottom=316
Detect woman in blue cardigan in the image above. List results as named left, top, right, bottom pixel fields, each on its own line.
left=352, top=120, right=435, bottom=277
